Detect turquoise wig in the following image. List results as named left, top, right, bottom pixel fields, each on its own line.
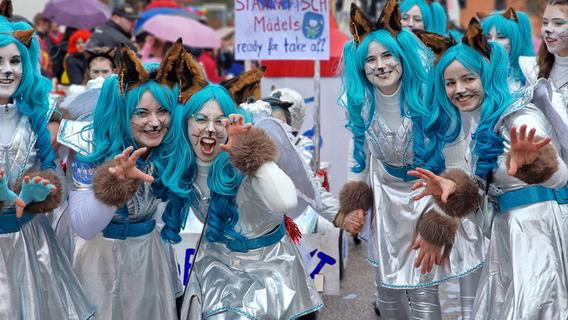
left=400, top=0, right=448, bottom=35
left=0, top=20, right=55, bottom=170
left=157, top=84, right=250, bottom=247
left=341, top=28, right=458, bottom=174
left=425, top=42, right=511, bottom=178
left=481, top=10, right=535, bottom=85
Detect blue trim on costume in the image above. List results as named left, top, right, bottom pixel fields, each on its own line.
left=225, top=222, right=286, bottom=253
left=380, top=161, right=418, bottom=182
left=496, top=184, right=568, bottom=212
left=102, top=219, right=156, bottom=240
left=203, top=303, right=325, bottom=320
left=0, top=208, right=35, bottom=234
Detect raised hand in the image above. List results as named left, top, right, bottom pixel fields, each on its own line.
left=220, top=114, right=252, bottom=152
left=16, top=175, right=57, bottom=218
left=411, top=234, right=445, bottom=274
left=508, top=124, right=552, bottom=177
left=108, top=146, right=154, bottom=183
left=408, top=168, right=456, bottom=203
left=0, top=168, right=25, bottom=208
left=343, top=209, right=365, bottom=234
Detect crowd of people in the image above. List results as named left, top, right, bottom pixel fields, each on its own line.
left=0, top=0, right=567, bottom=319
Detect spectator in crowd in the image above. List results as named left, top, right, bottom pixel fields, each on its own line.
left=33, top=13, right=53, bottom=77
left=50, top=26, right=77, bottom=82
left=62, top=29, right=91, bottom=85
left=84, top=47, right=116, bottom=81
left=87, top=3, right=138, bottom=51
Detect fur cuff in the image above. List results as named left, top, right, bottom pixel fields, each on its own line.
left=13, top=170, right=63, bottom=213
left=334, top=181, right=373, bottom=228
left=415, top=210, right=458, bottom=247
left=92, top=160, right=140, bottom=207
left=435, top=169, right=481, bottom=218
left=227, top=127, right=278, bottom=176
left=506, top=142, right=558, bottom=185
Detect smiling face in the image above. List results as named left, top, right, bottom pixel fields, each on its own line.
left=364, top=41, right=403, bottom=95
left=0, top=43, right=22, bottom=104
left=401, top=5, right=425, bottom=31
left=487, top=26, right=511, bottom=54
left=188, top=100, right=228, bottom=162
left=542, top=5, right=568, bottom=56
left=443, top=60, right=485, bottom=112
left=130, top=90, right=171, bottom=149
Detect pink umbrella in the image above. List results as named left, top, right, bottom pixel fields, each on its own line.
left=142, top=14, right=221, bottom=49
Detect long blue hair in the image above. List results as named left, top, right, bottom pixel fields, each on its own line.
left=426, top=42, right=511, bottom=178
left=341, top=28, right=459, bottom=174
left=0, top=20, right=55, bottom=170
left=400, top=0, right=448, bottom=35
left=481, top=10, right=534, bottom=85
left=157, top=84, right=248, bottom=245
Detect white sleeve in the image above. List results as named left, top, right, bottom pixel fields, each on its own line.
left=251, top=161, right=297, bottom=214
left=69, top=188, right=117, bottom=240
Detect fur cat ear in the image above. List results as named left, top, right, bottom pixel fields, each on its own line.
left=156, top=38, right=183, bottom=88
left=349, top=2, right=375, bottom=45
left=475, top=11, right=489, bottom=20
left=413, top=30, right=456, bottom=62
left=221, top=66, right=266, bottom=105
left=117, top=44, right=149, bottom=93
left=177, top=49, right=208, bottom=104
left=502, top=7, right=518, bottom=22
left=376, top=0, right=402, bottom=37
left=462, top=18, right=491, bottom=59
left=12, top=29, right=34, bottom=47
left=0, top=0, right=12, bottom=19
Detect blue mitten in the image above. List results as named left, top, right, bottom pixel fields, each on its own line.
left=18, top=177, right=55, bottom=205
left=0, top=173, right=17, bottom=202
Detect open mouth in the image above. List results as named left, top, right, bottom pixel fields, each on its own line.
left=0, top=79, right=14, bottom=85
left=374, top=71, right=393, bottom=79
left=200, top=137, right=216, bottom=155
left=545, top=37, right=557, bottom=44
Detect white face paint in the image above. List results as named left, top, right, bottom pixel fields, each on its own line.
left=364, top=41, right=403, bottom=95
left=542, top=5, right=568, bottom=56
left=188, top=100, right=228, bottom=162
left=130, top=90, right=170, bottom=149
left=0, top=43, right=22, bottom=104
left=487, top=26, right=511, bottom=54
left=443, top=60, right=485, bottom=113
left=401, top=5, right=425, bottom=31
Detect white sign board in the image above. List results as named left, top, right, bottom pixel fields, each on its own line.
left=234, top=0, right=330, bottom=60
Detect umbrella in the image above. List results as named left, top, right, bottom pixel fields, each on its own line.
left=144, top=0, right=180, bottom=11
left=42, top=0, right=110, bottom=30
left=134, top=8, right=200, bottom=33
left=142, top=14, right=221, bottom=49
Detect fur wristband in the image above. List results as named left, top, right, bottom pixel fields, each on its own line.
left=227, top=127, right=278, bottom=176
left=415, top=209, right=458, bottom=247
left=92, top=160, right=140, bottom=207
left=333, top=181, right=373, bottom=228
left=506, top=142, right=558, bottom=185
left=435, top=169, right=481, bottom=218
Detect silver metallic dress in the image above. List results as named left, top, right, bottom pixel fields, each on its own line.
left=472, top=94, right=568, bottom=319
left=0, top=106, right=94, bottom=319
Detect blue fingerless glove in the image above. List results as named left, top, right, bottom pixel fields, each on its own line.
left=18, top=179, right=55, bottom=205
left=0, top=174, right=17, bottom=202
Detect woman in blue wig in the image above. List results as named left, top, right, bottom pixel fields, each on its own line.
left=400, top=0, right=447, bottom=35
left=415, top=18, right=568, bottom=319
left=479, top=7, right=535, bottom=90
left=0, top=0, right=94, bottom=318
left=66, top=41, right=188, bottom=319
left=336, top=1, right=485, bottom=319
left=159, top=64, right=323, bottom=319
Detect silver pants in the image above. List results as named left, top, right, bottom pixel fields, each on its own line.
left=458, top=268, right=482, bottom=320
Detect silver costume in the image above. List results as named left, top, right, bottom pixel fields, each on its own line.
left=472, top=91, right=568, bottom=319
left=0, top=103, right=94, bottom=319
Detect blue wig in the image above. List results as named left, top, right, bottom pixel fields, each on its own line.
left=0, top=21, right=55, bottom=170
left=481, top=10, right=534, bottom=85
left=425, top=42, right=511, bottom=178
left=157, top=84, right=249, bottom=245
left=341, top=28, right=458, bottom=174
left=400, top=0, right=448, bottom=35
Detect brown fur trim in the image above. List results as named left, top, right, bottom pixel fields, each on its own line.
left=506, top=142, right=559, bottom=185
left=435, top=169, right=481, bottom=218
left=339, top=181, right=373, bottom=213
left=226, top=127, right=277, bottom=176
left=0, top=0, right=12, bottom=19
left=178, top=50, right=208, bottom=104
left=415, top=210, right=458, bottom=247
left=13, top=170, right=63, bottom=213
left=118, top=44, right=149, bottom=93
left=13, top=29, right=34, bottom=47
left=462, top=18, right=490, bottom=59
left=376, top=0, right=401, bottom=37
left=92, top=160, right=140, bottom=207
left=156, top=38, right=183, bottom=88
left=221, top=66, right=266, bottom=105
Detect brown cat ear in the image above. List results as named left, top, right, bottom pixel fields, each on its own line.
left=221, top=66, right=266, bottom=105
left=117, top=44, right=149, bottom=93
left=376, top=0, right=402, bottom=37
left=502, top=7, right=518, bottom=22
left=177, top=49, right=207, bottom=104
left=349, top=2, right=375, bottom=45
left=156, top=38, right=183, bottom=88
left=413, top=30, right=456, bottom=62
left=106, top=47, right=117, bottom=59
left=475, top=11, right=489, bottom=20
left=462, top=18, right=491, bottom=59
left=0, top=0, right=12, bottom=19
left=12, top=29, right=34, bottom=47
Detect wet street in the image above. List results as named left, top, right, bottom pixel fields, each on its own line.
left=318, top=237, right=462, bottom=320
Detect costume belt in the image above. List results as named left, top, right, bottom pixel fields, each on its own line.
left=102, top=219, right=157, bottom=240
left=496, top=184, right=568, bottom=212
left=225, top=221, right=286, bottom=253
left=380, top=161, right=417, bottom=182
left=0, top=208, right=35, bottom=234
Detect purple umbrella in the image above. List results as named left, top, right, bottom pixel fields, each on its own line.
left=142, top=14, right=221, bottom=49
left=42, top=0, right=110, bottom=29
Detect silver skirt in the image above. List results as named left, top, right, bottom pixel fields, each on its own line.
left=472, top=201, right=568, bottom=319
left=182, top=237, right=323, bottom=319
left=0, top=214, right=95, bottom=319
left=367, top=160, right=487, bottom=288
left=71, top=228, right=182, bottom=320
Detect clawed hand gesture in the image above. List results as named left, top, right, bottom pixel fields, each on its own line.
left=508, top=125, right=551, bottom=177
left=16, top=175, right=57, bottom=218
left=109, top=146, right=154, bottom=183
left=408, top=168, right=456, bottom=203
left=220, top=114, right=252, bottom=152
